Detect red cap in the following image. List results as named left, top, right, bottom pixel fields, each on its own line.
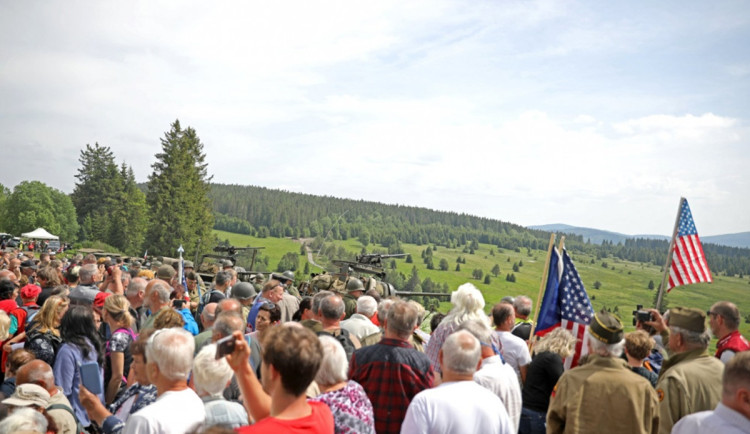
left=93, top=291, right=112, bottom=309
left=20, top=284, right=41, bottom=300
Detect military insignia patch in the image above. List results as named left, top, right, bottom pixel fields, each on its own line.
left=551, top=383, right=558, bottom=398
left=657, top=389, right=664, bottom=402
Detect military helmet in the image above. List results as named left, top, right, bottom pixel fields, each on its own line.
left=346, top=277, right=364, bottom=293
left=282, top=270, right=295, bottom=281
left=232, top=282, right=257, bottom=300
left=253, top=273, right=264, bottom=282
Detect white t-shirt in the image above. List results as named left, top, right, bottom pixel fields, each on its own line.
left=495, top=330, right=531, bottom=380
left=124, top=388, right=206, bottom=434
left=401, top=380, right=514, bottom=434
left=473, top=355, right=522, bottom=433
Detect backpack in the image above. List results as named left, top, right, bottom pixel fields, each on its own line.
left=47, top=402, right=85, bottom=434
left=21, top=305, right=40, bottom=327
left=318, top=328, right=356, bottom=362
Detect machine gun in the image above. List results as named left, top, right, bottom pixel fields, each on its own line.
left=355, top=253, right=407, bottom=268
left=213, top=245, right=253, bottom=257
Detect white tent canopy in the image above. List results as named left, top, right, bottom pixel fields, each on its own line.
left=21, top=228, right=59, bottom=240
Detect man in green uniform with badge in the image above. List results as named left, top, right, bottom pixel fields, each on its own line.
left=547, top=310, right=659, bottom=434
left=646, top=307, right=724, bottom=434
left=342, top=277, right=364, bottom=319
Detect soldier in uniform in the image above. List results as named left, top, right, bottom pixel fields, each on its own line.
left=251, top=273, right=265, bottom=293
left=646, top=307, right=724, bottom=434
left=281, top=270, right=301, bottom=299
left=547, top=310, right=659, bottom=434
left=342, top=277, right=364, bottom=320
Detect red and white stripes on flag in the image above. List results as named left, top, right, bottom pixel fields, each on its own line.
left=561, top=319, right=589, bottom=370
left=668, top=199, right=712, bottom=292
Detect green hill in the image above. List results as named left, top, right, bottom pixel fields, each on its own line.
left=213, top=229, right=750, bottom=341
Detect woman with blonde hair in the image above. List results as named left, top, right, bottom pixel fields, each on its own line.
left=102, top=295, right=136, bottom=404
left=24, top=296, right=69, bottom=366
left=519, top=327, right=577, bottom=434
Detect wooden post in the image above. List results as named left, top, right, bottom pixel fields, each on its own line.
left=528, top=233, right=556, bottom=352
left=655, top=197, right=684, bottom=311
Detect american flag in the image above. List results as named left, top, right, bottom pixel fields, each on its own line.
left=535, top=248, right=595, bottom=369
left=668, top=199, right=712, bottom=291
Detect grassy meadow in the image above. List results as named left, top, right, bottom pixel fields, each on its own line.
left=213, top=230, right=750, bottom=339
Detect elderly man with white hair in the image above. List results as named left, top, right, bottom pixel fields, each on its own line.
left=459, top=319, right=522, bottom=433
left=401, top=330, right=514, bottom=434
left=424, top=282, right=499, bottom=374
left=193, top=344, right=248, bottom=428
left=546, top=310, right=658, bottom=434
left=124, top=328, right=205, bottom=433
left=341, top=295, right=381, bottom=346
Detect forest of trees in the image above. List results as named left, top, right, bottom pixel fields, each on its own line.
left=209, top=183, right=750, bottom=276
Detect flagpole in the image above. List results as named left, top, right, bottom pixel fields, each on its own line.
left=529, top=233, right=556, bottom=352
left=655, top=197, right=684, bottom=311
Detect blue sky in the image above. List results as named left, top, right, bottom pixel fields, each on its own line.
left=1, top=0, right=748, bottom=236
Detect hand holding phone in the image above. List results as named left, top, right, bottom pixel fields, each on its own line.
left=215, top=335, right=236, bottom=360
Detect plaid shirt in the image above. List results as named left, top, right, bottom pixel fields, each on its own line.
left=348, top=337, right=434, bottom=434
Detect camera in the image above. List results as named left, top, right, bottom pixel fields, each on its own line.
left=632, top=304, right=653, bottom=325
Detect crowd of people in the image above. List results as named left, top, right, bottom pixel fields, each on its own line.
left=0, top=248, right=748, bottom=433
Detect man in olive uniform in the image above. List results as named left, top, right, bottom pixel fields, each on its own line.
left=279, top=270, right=301, bottom=299
left=251, top=273, right=265, bottom=293
left=547, top=310, right=659, bottom=434
left=342, top=277, right=364, bottom=319
left=646, top=307, right=724, bottom=434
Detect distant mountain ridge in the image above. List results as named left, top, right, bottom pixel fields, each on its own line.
left=529, top=224, right=750, bottom=249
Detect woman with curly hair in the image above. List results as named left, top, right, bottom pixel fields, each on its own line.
left=519, top=327, right=577, bottom=434
left=25, top=295, right=69, bottom=366
left=53, top=305, right=104, bottom=430
left=102, top=295, right=136, bottom=405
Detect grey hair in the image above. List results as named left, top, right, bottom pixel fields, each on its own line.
left=214, top=271, right=232, bottom=287
left=212, top=312, right=245, bottom=338
left=356, top=296, right=377, bottom=318
left=320, top=294, right=344, bottom=320
left=442, top=330, right=481, bottom=374
left=192, top=344, right=234, bottom=396
left=312, top=290, right=333, bottom=316
left=127, top=277, right=147, bottom=297
left=408, top=300, right=426, bottom=325
left=145, top=327, right=194, bottom=382
left=586, top=330, right=625, bottom=357
left=670, top=325, right=711, bottom=349
left=377, top=299, right=395, bottom=325
left=151, top=282, right=171, bottom=303
left=0, top=407, right=48, bottom=432
left=513, top=295, right=533, bottom=317
left=457, top=319, right=494, bottom=345
left=386, top=300, right=418, bottom=339
left=79, top=263, right=98, bottom=284
left=315, top=334, right=348, bottom=386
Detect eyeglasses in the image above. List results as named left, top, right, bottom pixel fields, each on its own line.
left=706, top=311, right=720, bottom=318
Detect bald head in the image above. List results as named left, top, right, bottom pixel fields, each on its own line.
left=201, top=302, right=218, bottom=328
left=0, top=270, right=17, bottom=283
left=17, top=360, right=56, bottom=393
left=215, top=298, right=242, bottom=317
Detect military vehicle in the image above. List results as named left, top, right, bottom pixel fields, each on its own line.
left=195, top=244, right=265, bottom=284
left=300, top=253, right=451, bottom=300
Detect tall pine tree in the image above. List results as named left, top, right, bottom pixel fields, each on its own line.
left=145, top=120, right=214, bottom=258
left=71, top=143, right=148, bottom=254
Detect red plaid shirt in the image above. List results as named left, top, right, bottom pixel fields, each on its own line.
left=348, top=337, right=434, bottom=434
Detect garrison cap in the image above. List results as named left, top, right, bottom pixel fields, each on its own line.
left=668, top=307, right=706, bottom=333
left=588, top=309, right=624, bottom=344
